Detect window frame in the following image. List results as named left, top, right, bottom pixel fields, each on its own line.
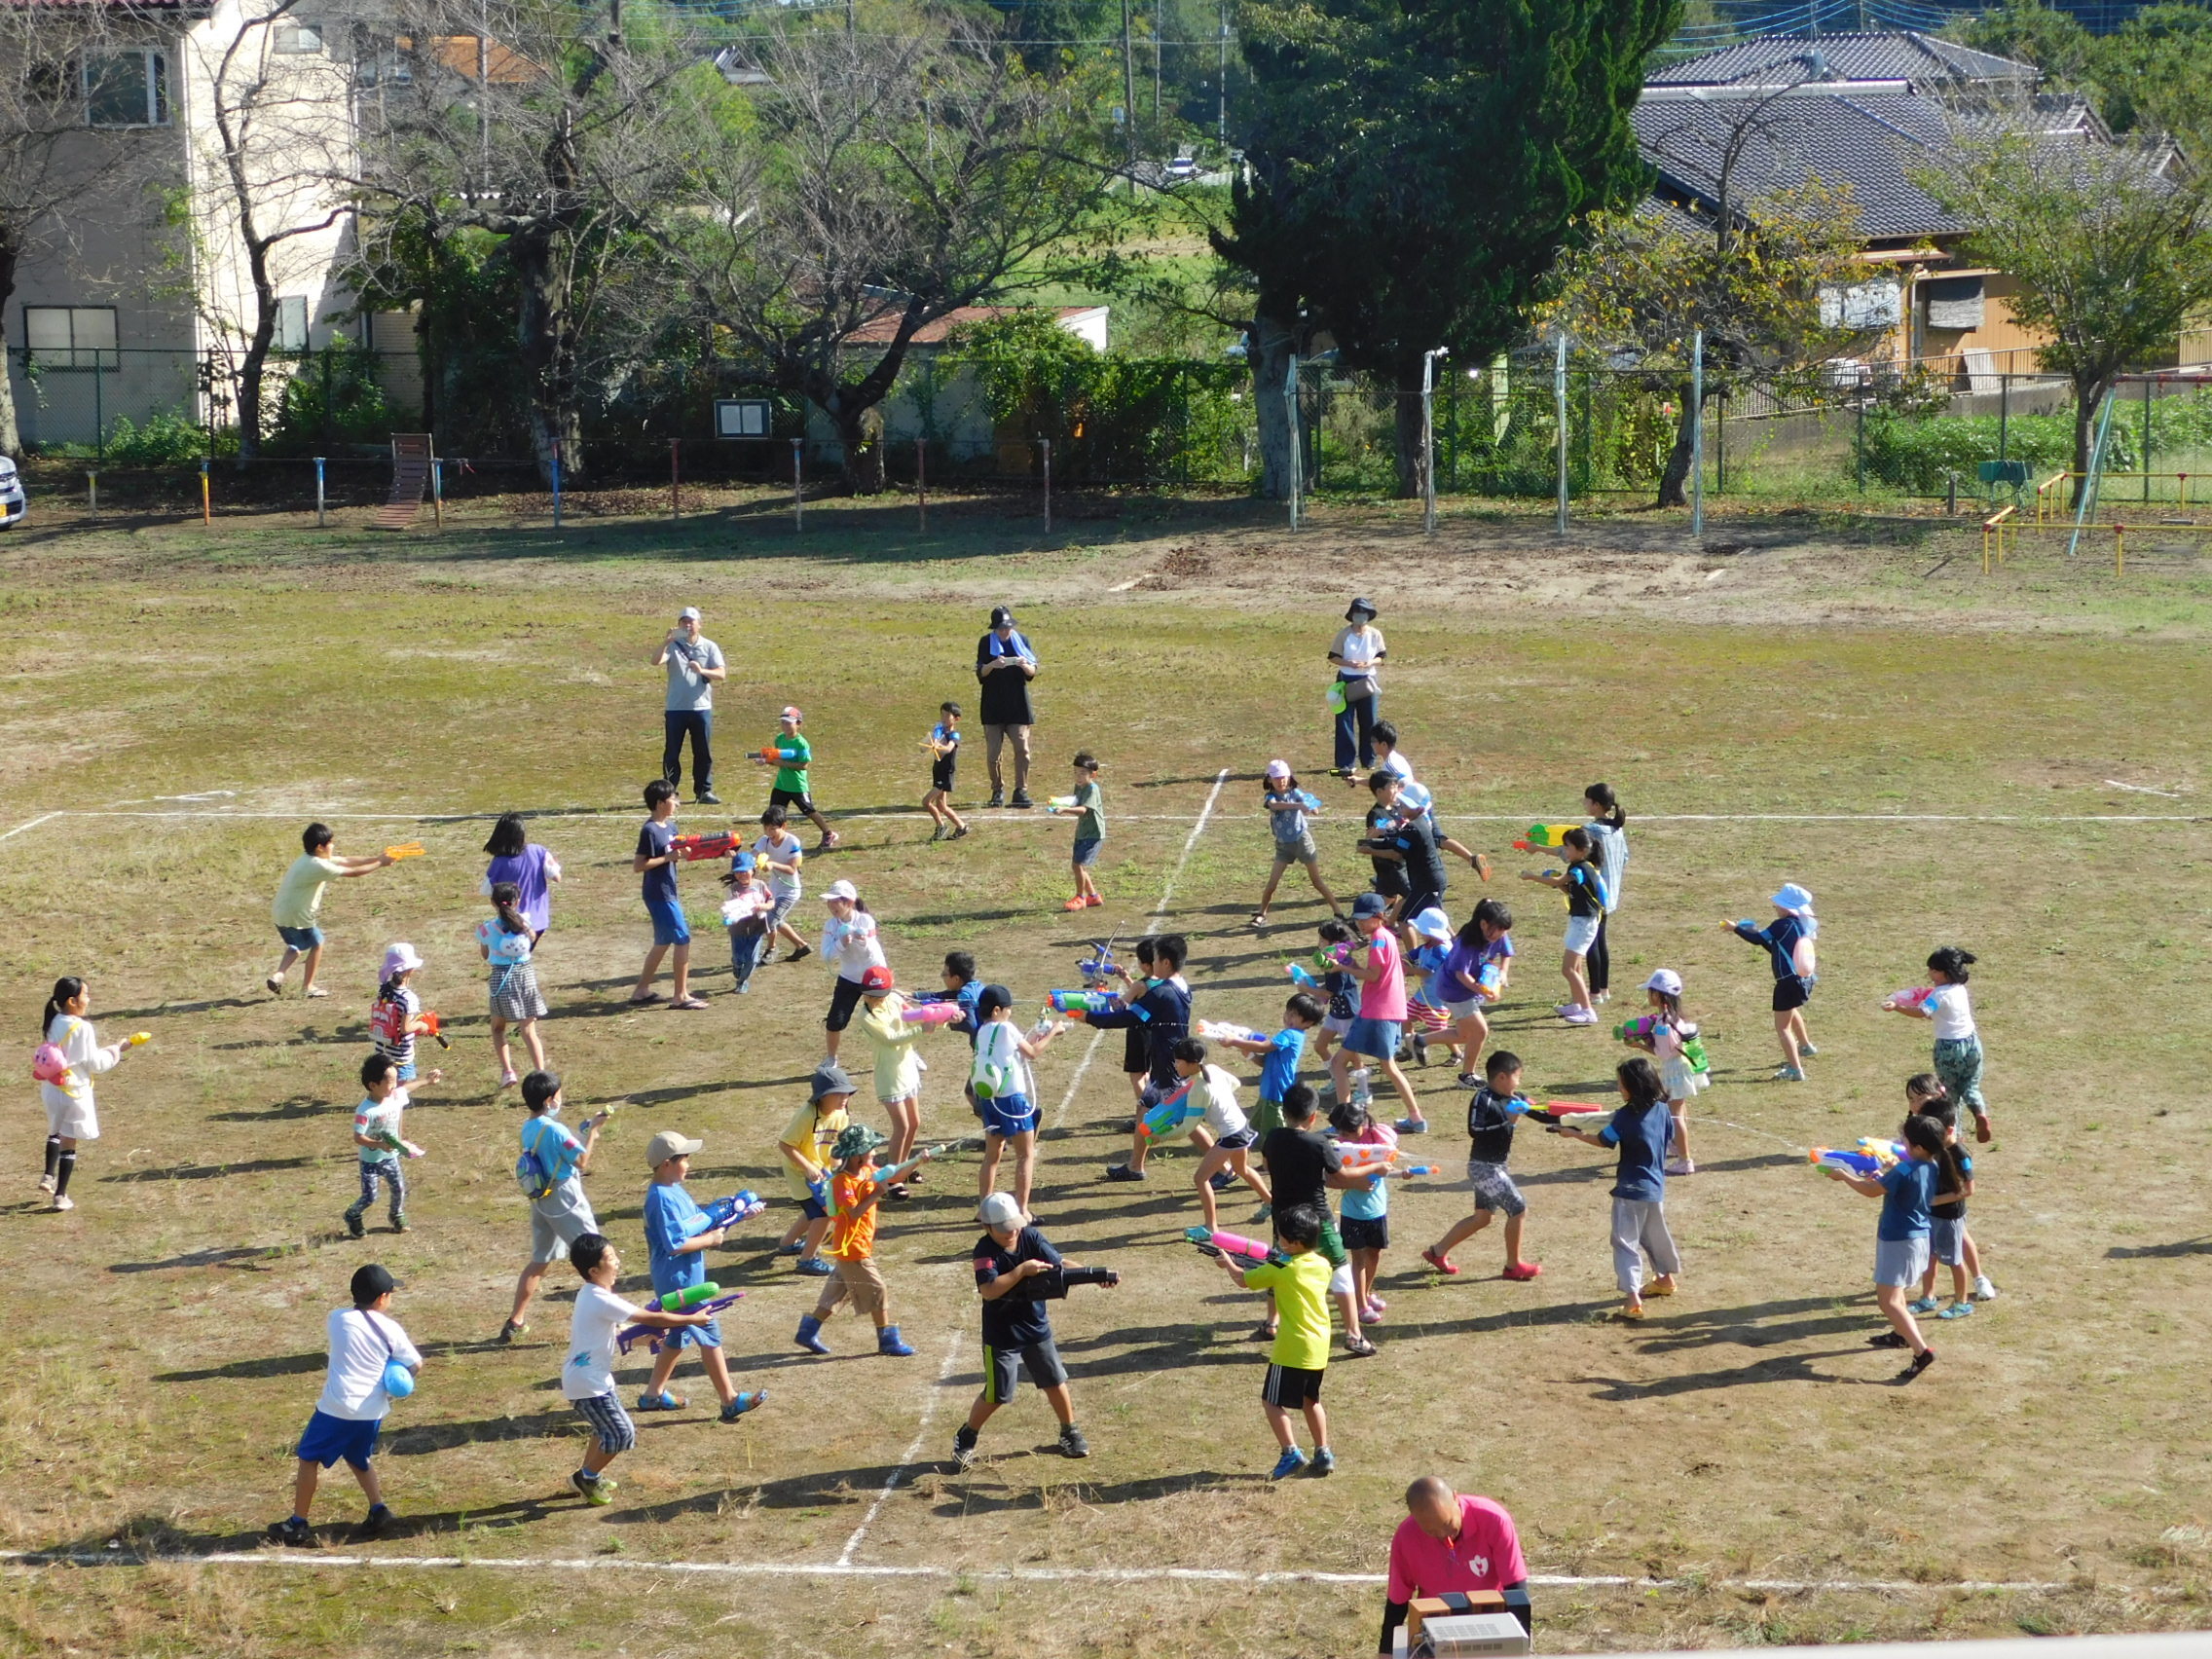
left=83, top=48, right=169, bottom=128
left=275, top=296, right=311, bottom=351
left=21, top=305, right=121, bottom=372
left=272, top=18, right=325, bottom=55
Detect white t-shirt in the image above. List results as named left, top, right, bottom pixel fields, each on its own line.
left=39, top=1013, right=118, bottom=1110
left=1331, top=624, right=1386, bottom=689
left=564, top=1281, right=644, bottom=1400
left=1379, top=751, right=1415, bottom=782
left=973, top=1018, right=1035, bottom=1102
left=755, top=832, right=803, bottom=900
left=314, top=1308, right=423, bottom=1420
left=353, top=1088, right=410, bottom=1165
left=1193, top=1062, right=1248, bottom=1138
left=1928, top=982, right=1976, bottom=1041
left=823, top=910, right=886, bottom=981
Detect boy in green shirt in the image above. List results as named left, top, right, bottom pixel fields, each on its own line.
left=1208, top=1202, right=1336, bottom=1478
left=761, top=706, right=839, bottom=851
left=1057, top=752, right=1105, bottom=912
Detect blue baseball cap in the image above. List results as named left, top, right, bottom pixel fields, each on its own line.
left=727, top=850, right=756, bottom=871
left=1350, top=892, right=1389, bottom=920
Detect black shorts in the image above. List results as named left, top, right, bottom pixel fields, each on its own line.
left=827, top=975, right=866, bottom=1031
left=1123, top=1027, right=1149, bottom=1075
left=1772, top=974, right=1813, bottom=1014
left=1403, top=889, right=1444, bottom=926
left=1339, top=1214, right=1388, bottom=1252
left=984, top=1336, right=1067, bottom=1403
left=930, top=757, right=956, bottom=793
left=1215, top=1126, right=1258, bottom=1152
left=1262, top=1362, right=1324, bottom=1409
left=769, top=787, right=817, bottom=817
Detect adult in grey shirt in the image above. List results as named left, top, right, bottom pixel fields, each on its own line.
left=653, top=606, right=727, bottom=804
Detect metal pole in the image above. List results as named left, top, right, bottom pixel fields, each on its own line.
left=792, top=437, right=803, bottom=532
left=1421, top=348, right=1445, bottom=535
left=1286, top=350, right=1302, bottom=531
left=314, top=456, right=326, bottom=527
left=670, top=437, right=681, bottom=520
left=1121, top=0, right=1136, bottom=170
left=1997, top=372, right=2009, bottom=463
left=1690, top=327, right=1705, bottom=539
left=88, top=470, right=98, bottom=517
left=1855, top=379, right=1866, bottom=492
left=1553, top=333, right=1568, bottom=535
left=2144, top=377, right=2154, bottom=504
left=1217, top=0, right=1228, bottom=144
left=916, top=437, right=927, bottom=532
left=200, top=458, right=210, bottom=526
left=1041, top=438, right=1052, bottom=533
left=93, top=350, right=105, bottom=461
left=430, top=457, right=444, bottom=531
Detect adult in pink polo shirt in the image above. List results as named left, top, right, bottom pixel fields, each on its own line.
left=1378, top=1475, right=1528, bottom=1654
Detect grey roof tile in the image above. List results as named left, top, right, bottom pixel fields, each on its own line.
left=1650, top=30, right=2037, bottom=91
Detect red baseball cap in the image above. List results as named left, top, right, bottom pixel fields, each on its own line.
left=860, top=966, right=895, bottom=993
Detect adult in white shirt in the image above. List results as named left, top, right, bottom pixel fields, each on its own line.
left=1329, top=597, right=1387, bottom=778
left=653, top=606, right=727, bottom=805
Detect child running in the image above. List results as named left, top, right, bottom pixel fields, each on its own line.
left=1818, top=1111, right=1947, bottom=1382
left=1309, top=918, right=1357, bottom=1069
left=1726, top=883, right=1819, bottom=1081
left=1058, top=752, right=1106, bottom=911
left=268, top=823, right=400, bottom=998
left=762, top=705, right=839, bottom=850
left=1519, top=827, right=1607, bottom=1027
left=346, top=1053, right=429, bottom=1237
left=1369, top=722, right=1489, bottom=876
left=267, top=1264, right=420, bottom=1544
left=34, top=976, right=145, bottom=1212
left=1257, top=1085, right=1377, bottom=1357
left=793, top=1125, right=933, bottom=1357
left=719, top=852, right=774, bottom=996
left=819, top=879, right=885, bottom=1062
left=1547, top=1057, right=1679, bottom=1320
left=369, top=943, right=433, bottom=1084
left=1909, top=1076, right=1998, bottom=1306
left=637, top=1129, right=768, bottom=1422
left=776, top=1062, right=855, bottom=1276
left=1205, top=1203, right=1337, bottom=1477
left=1253, top=760, right=1343, bottom=927
left=952, top=1191, right=1118, bottom=1470
left=754, top=806, right=809, bottom=965
left=502, top=1071, right=610, bottom=1343
left=1419, top=1050, right=1541, bottom=1281
left=561, top=1233, right=721, bottom=1505
left=478, top=881, right=548, bottom=1087
left=1440, top=901, right=1513, bottom=1087
left=1171, top=1038, right=1272, bottom=1231
left=923, top=702, right=971, bottom=841
left=1211, top=992, right=1323, bottom=1211
left=1329, top=1094, right=1396, bottom=1330
left=1328, top=894, right=1425, bottom=1135
left=1621, top=969, right=1707, bottom=1177
left=973, top=985, right=1067, bottom=1218
left=856, top=966, right=929, bottom=1196
left=1888, top=946, right=1992, bottom=1142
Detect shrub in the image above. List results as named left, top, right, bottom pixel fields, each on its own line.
left=1854, top=411, right=2128, bottom=494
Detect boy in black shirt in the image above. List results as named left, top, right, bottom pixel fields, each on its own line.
left=1419, top=1051, right=1541, bottom=1281
left=1095, top=934, right=1194, bottom=1181
left=1360, top=773, right=1449, bottom=934
left=1256, top=1085, right=1377, bottom=1357
left=952, top=1193, right=1119, bottom=1468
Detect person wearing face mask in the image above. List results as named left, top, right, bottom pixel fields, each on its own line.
left=500, top=1070, right=612, bottom=1344
left=974, top=605, right=1039, bottom=808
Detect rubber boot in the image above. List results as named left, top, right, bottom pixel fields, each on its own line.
left=877, top=1324, right=916, bottom=1357
left=794, top=1314, right=830, bottom=1355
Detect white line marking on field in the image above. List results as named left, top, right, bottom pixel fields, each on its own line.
left=835, top=1327, right=964, bottom=1567
left=0, top=811, right=61, bottom=841
left=2104, top=779, right=2184, bottom=798
left=0, top=1549, right=2096, bottom=1597
left=1049, top=767, right=1229, bottom=1131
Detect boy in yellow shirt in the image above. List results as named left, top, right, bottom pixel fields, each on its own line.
left=1207, top=1203, right=1336, bottom=1478
left=775, top=1062, right=853, bottom=1276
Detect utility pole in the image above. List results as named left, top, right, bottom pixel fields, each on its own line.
left=1154, top=16, right=1161, bottom=123
left=1217, top=0, right=1229, bottom=145
left=1123, top=0, right=1137, bottom=170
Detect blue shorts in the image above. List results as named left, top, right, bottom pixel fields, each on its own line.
left=800, top=1196, right=829, bottom=1222
left=1344, top=1016, right=1402, bottom=1061
left=295, top=1409, right=382, bottom=1470
left=394, top=1061, right=418, bottom=1084
left=645, top=896, right=690, bottom=947
left=982, top=1093, right=1038, bottom=1138
left=1072, top=837, right=1102, bottom=867
left=661, top=1314, right=723, bottom=1349
left=276, top=924, right=323, bottom=951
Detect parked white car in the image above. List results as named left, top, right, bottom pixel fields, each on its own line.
left=0, top=458, right=23, bottom=529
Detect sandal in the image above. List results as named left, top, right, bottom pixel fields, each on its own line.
left=1866, top=1330, right=1908, bottom=1348
left=671, top=996, right=710, bottom=1011
left=1344, top=1338, right=1380, bottom=1358
left=1898, top=1347, right=1936, bottom=1382
left=1936, top=1301, right=1976, bottom=1319
left=636, top=1391, right=686, bottom=1412
left=1249, top=912, right=1268, bottom=928
left=628, top=991, right=665, bottom=1005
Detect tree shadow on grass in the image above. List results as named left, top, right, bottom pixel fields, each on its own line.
left=2108, top=1236, right=2212, bottom=1259
left=619, top=1075, right=812, bottom=1107
left=51, top=1497, right=571, bottom=1558
left=102, top=1157, right=326, bottom=1183
left=930, top=1468, right=1264, bottom=1515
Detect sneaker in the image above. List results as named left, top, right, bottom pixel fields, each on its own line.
left=931, top=825, right=947, bottom=843
left=1798, top=1042, right=1820, bottom=1056
left=1561, top=1008, right=1598, bottom=1026
left=1471, top=852, right=1492, bottom=881
left=1270, top=1447, right=1309, bottom=1480
left=1104, top=1163, right=1145, bottom=1182
left=1359, top=1304, right=1384, bottom=1326
left=353, top=1505, right=395, bottom=1540
left=1501, top=1262, right=1543, bottom=1281
left=1250, top=1203, right=1273, bottom=1226
left=344, top=1210, right=366, bottom=1239
left=786, top=944, right=812, bottom=965
left=1085, top=895, right=1104, bottom=908
left=1972, top=1274, right=1999, bottom=1301
left=1063, top=897, right=1090, bottom=911
left=48, top=1196, right=73, bottom=1212
left=1011, top=791, right=1034, bottom=809
left=1208, top=1170, right=1236, bottom=1193
left=1308, top=1448, right=1337, bottom=1477
left=499, top=1069, right=520, bottom=1088
left=1937, top=1301, right=1976, bottom=1320
left=36, top=1172, right=55, bottom=1195
left=636, top=1391, right=686, bottom=1412
left=1365, top=1294, right=1387, bottom=1312
left=794, top=1256, right=833, bottom=1276
left=498, top=1319, right=528, bottom=1344
left=266, top=1517, right=313, bottom=1548
left=1394, top=1117, right=1427, bottom=1134
left=1665, top=1158, right=1695, bottom=1176
left=1595, top=989, right=1611, bottom=1005
left=390, top=1214, right=408, bottom=1234
left=1420, top=1246, right=1458, bottom=1276
left=1411, top=1033, right=1429, bottom=1067
left=1057, top=1423, right=1089, bottom=1458
left=1773, top=1064, right=1806, bottom=1083
left=1906, top=1296, right=1941, bottom=1314
left=265, top=975, right=285, bottom=996
left=696, top=791, right=722, bottom=805
left=886, top=1183, right=910, bottom=1201
left=1553, top=1003, right=1578, bottom=1016
left=571, top=1470, right=615, bottom=1505
left=1455, top=1073, right=1484, bottom=1088
left=1898, top=1347, right=1936, bottom=1382
left=719, top=1390, right=767, bottom=1421
left=951, top=1427, right=979, bottom=1471
left=1249, top=911, right=1269, bottom=928
left=950, top=826, right=971, bottom=840
left=1866, top=1330, right=1908, bottom=1348
left=817, top=832, right=841, bottom=851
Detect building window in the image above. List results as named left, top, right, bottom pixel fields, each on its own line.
left=85, top=51, right=169, bottom=127
left=23, top=306, right=119, bottom=370
left=272, top=18, right=324, bottom=54
left=276, top=296, right=310, bottom=350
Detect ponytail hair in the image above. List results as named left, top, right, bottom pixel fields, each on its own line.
left=1584, top=782, right=1626, bottom=830
left=1652, top=988, right=1684, bottom=1023
left=1616, top=1055, right=1665, bottom=1110
left=42, top=977, right=84, bottom=1035
left=491, top=880, right=529, bottom=936
left=1927, top=945, right=1976, bottom=984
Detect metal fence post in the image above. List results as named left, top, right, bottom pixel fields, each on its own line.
left=792, top=437, right=803, bottom=532
left=1286, top=350, right=1302, bottom=531
left=1553, top=333, right=1568, bottom=535
left=1689, top=328, right=1705, bottom=539
left=93, top=350, right=105, bottom=461
left=1040, top=437, right=1052, bottom=533
left=1420, top=347, right=1445, bottom=535
left=916, top=437, right=927, bottom=532
left=88, top=470, right=98, bottom=517
left=430, top=457, right=444, bottom=531
left=1997, top=372, right=2009, bottom=463
left=551, top=442, right=563, bottom=528
left=670, top=437, right=682, bottom=521
left=200, top=458, right=211, bottom=526
left=314, top=456, right=326, bottom=527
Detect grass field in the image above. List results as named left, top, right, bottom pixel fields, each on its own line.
left=3, top=500, right=2212, bottom=1657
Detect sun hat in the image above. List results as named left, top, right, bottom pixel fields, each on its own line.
left=1409, top=905, right=1453, bottom=942
left=976, top=983, right=1014, bottom=1016
left=830, top=1124, right=888, bottom=1162
left=646, top=1129, right=704, bottom=1166
left=1772, top=883, right=1815, bottom=913
left=382, top=942, right=424, bottom=978
left=824, top=879, right=859, bottom=903
left=1643, top=969, right=1683, bottom=996
left=1264, top=759, right=1292, bottom=780
left=979, top=1192, right=1023, bottom=1229
left=810, top=1060, right=856, bottom=1101
left=860, top=965, right=895, bottom=994
left=678, top=606, right=701, bottom=621
left=1346, top=597, right=1378, bottom=621
left=1350, top=892, right=1389, bottom=920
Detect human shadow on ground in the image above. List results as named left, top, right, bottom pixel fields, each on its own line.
left=602, top=1464, right=909, bottom=1525
left=155, top=1348, right=327, bottom=1382
left=380, top=1410, right=690, bottom=1457
left=929, top=1469, right=1265, bottom=1515
left=99, top=995, right=264, bottom=1021
left=2108, top=1236, right=2212, bottom=1259
left=1621, top=1295, right=1879, bottom=1354
left=1579, top=1348, right=1865, bottom=1399
left=207, top=1094, right=345, bottom=1123
left=102, top=1156, right=326, bottom=1183
left=41, top=1496, right=571, bottom=1559
left=112, top=1241, right=316, bottom=1274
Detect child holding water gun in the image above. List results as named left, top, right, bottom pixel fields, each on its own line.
left=1117, top=936, right=1160, bottom=1107
left=1441, top=900, right=1514, bottom=1087
left=818, top=879, right=885, bottom=1062
left=1168, top=1038, right=1272, bottom=1231
left=1725, top=883, right=1819, bottom=1081
left=762, top=706, right=839, bottom=851
left=346, top=1052, right=432, bottom=1237
left=1095, top=935, right=1194, bottom=1178
left=1058, top=752, right=1106, bottom=911
left=267, top=1264, right=420, bottom=1545
left=1908, top=1079, right=1997, bottom=1308
left=775, top=1062, right=855, bottom=1276
left=637, top=1129, right=768, bottom=1422
left=1547, top=1057, right=1679, bottom=1319
left=1620, top=969, right=1707, bottom=1177
left=631, top=781, right=704, bottom=1010
left=1210, top=992, right=1323, bottom=1193
left=1519, top=827, right=1606, bottom=1027
left=562, top=1234, right=721, bottom=1505
left=1404, top=905, right=1456, bottom=1070
left=1253, top=760, right=1343, bottom=927
left=1887, top=946, right=1992, bottom=1143
left=1581, top=784, right=1629, bottom=1005
left=369, top=943, right=433, bottom=1084
left=973, top=985, right=1067, bottom=1219
left=478, top=882, right=548, bottom=1087
left=1204, top=1202, right=1338, bottom=1477
left=1420, top=1050, right=1541, bottom=1281
left=503, top=1070, right=611, bottom=1343
left=793, top=1125, right=935, bottom=1357
left=922, top=702, right=971, bottom=841
left=1369, top=722, right=1489, bottom=877
left=268, top=823, right=402, bottom=999
left=856, top=966, right=931, bottom=1197
left=719, top=852, right=774, bottom=995
left=1328, top=894, right=1426, bottom=1135
left=1310, top=918, right=1357, bottom=1069
left=35, top=975, right=146, bottom=1212
left=754, top=806, right=810, bottom=965
left=1817, top=1111, right=1948, bottom=1382
left=1329, top=1094, right=1396, bottom=1328
left=1257, top=1085, right=1378, bottom=1357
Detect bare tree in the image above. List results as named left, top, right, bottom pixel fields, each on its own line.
left=669, top=20, right=1110, bottom=493
left=352, top=0, right=706, bottom=482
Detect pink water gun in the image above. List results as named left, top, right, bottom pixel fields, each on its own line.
left=1184, top=1225, right=1274, bottom=1263
left=1884, top=986, right=1937, bottom=1014
left=901, top=1002, right=964, bottom=1026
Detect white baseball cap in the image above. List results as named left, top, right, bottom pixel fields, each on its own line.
left=979, top=1191, right=1023, bottom=1228
left=781, top=705, right=803, bottom=721
left=824, top=879, right=859, bottom=903
left=382, top=941, right=424, bottom=977
left=1643, top=969, right=1683, bottom=996
left=678, top=606, right=701, bottom=621
left=1409, top=905, right=1453, bottom=942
